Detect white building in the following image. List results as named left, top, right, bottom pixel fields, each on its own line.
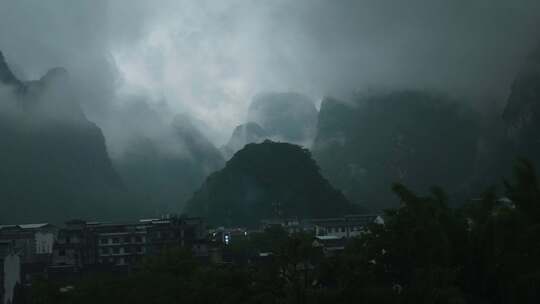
left=312, top=215, right=384, bottom=238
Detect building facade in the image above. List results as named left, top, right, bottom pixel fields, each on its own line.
left=0, top=223, right=57, bottom=302
left=312, top=214, right=384, bottom=238
left=0, top=216, right=208, bottom=292
left=49, top=216, right=208, bottom=274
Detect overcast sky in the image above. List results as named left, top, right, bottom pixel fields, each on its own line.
left=1, top=0, right=540, bottom=145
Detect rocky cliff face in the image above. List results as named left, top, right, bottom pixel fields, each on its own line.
left=0, top=51, right=22, bottom=87
left=313, top=91, right=481, bottom=211
left=0, top=51, right=126, bottom=223
left=502, top=45, right=540, bottom=167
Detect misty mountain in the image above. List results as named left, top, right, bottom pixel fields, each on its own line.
left=184, top=140, right=355, bottom=227
left=468, top=43, right=540, bottom=192
left=247, top=92, right=318, bottom=146
left=113, top=114, right=225, bottom=214
left=502, top=44, right=540, bottom=167
left=220, top=122, right=269, bottom=159
left=0, top=52, right=22, bottom=87
left=312, top=91, right=481, bottom=211
left=0, top=51, right=126, bottom=223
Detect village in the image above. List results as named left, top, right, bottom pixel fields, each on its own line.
left=0, top=214, right=384, bottom=303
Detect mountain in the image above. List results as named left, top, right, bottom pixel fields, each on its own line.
left=113, top=114, right=225, bottom=214
left=0, top=51, right=22, bottom=87
left=184, top=140, right=355, bottom=227
left=220, top=122, right=269, bottom=159
left=247, top=92, right=318, bottom=146
left=0, top=51, right=126, bottom=223
left=312, top=91, right=481, bottom=211
left=469, top=43, right=540, bottom=191
left=502, top=44, right=540, bottom=168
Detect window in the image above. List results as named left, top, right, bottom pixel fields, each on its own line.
left=101, top=248, right=109, bottom=255
left=136, top=246, right=143, bottom=253
left=124, top=246, right=131, bottom=253
left=100, top=238, right=108, bottom=244
left=135, top=236, right=143, bottom=243
left=341, top=227, right=345, bottom=232
left=65, top=237, right=71, bottom=244
left=124, top=236, right=131, bottom=243
left=59, top=249, right=66, bottom=256
left=113, top=237, right=120, bottom=244
left=113, top=247, right=120, bottom=254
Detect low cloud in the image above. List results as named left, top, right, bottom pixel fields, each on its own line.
left=1, top=0, right=539, bottom=146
